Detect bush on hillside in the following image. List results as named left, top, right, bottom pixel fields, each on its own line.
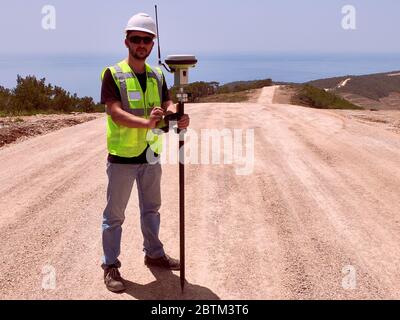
left=292, top=85, right=363, bottom=110
left=0, top=75, right=104, bottom=116
left=169, top=78, right=272, bottom=103
left=217, top=79, right=273, bottom=94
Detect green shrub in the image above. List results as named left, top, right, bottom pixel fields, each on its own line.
left=0, top=75, right=104, bottom=116
left=169, top=78, right=272, bottom=103
left=217, top=79, right=273, bottom=94
left=293, top=85, right=363, bottom=110
left=170, top=81, right=219, bottom=103
left=0, top=86, right=12, bottom=116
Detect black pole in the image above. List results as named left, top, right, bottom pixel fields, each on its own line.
left=155, top=5, right=162, bottom=66
left=177, top=100, right=185, bottom=293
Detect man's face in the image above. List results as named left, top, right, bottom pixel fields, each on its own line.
left=125, top=31, right=155, bottom=61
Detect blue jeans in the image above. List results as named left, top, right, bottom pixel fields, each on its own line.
left=102, top=162, right=165, bottom=267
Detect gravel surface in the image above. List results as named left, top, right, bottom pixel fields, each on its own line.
left=0, top=113, right=103, bottom=148
left=1, top=88, right=400, bottom=299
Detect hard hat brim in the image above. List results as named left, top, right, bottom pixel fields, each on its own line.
left=125, top=27, right=156, bottom=37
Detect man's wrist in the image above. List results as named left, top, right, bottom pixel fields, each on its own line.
left=145, top=119, right=157, bottom=129
left=144, top=119, right=152, bottom=129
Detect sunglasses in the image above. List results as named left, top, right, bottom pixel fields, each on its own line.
left=128, top=36, right=154, bottom=45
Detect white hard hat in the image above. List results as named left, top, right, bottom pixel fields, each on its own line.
left=125, top=13, right=157, bottom=37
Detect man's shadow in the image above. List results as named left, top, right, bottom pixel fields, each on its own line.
left=122, top=266, right=220, bottom=300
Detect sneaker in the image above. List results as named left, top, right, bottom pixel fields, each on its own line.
left=144, top=254, right=180, bottom=271
left=104, top=267, right=126, bottom=293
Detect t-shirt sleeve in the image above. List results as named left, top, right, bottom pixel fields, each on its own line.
left=162, top=74, right=171, bottom=103
left=101, top=68, right=121, bottom=104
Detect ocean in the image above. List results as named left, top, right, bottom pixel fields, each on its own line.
left=0, top=52, right=399, bottom=103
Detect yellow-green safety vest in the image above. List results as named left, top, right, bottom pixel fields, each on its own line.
left=101, top=60, right=164, bottom=158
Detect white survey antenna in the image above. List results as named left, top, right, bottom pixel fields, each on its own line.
left=165, top=55, right=198, bottom=86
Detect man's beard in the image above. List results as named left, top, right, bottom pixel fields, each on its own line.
left=129, top=47, right=151, bottom=61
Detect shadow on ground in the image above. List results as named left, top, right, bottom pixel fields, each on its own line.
left=122, top=266, right=220, bottom=300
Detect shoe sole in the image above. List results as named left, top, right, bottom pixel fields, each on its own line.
left=106, top=285, right=126, bottom=293
left=144, top=261, right=180, bottom=271
left=105, top=280, right=126, bottom=293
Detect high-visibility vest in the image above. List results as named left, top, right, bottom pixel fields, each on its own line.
left=101, top=60, right=164, bottom=158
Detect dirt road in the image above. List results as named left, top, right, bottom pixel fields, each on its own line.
left=1, top=86, right=400, bottom=299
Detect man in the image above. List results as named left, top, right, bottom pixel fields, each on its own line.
left=100, top=12, right=190, bottom=293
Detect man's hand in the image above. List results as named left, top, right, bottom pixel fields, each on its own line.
left=178, top=114, right=190, bottom=129
left=147, top=107, right=164, bottom=129
left=161, top=101, right=190, bottom=129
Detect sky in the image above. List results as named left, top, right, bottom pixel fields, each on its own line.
left=0, top=0, right=399, bottom=56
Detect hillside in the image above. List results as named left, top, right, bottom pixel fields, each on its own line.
left=308, top=71, right=400, bottom=110
left=291, top=85, right=362, bottom=110
left=192, top=70, right=400, bottom=110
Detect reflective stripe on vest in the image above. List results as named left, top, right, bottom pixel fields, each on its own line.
left=102, top=61, right=164, bottom=158
left=120, top=107, right=158, bottom=117
left=112, top=65, right=163, bottom=112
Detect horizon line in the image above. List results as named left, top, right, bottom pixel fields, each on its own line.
left=1, top=51, right=400, bottom=57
